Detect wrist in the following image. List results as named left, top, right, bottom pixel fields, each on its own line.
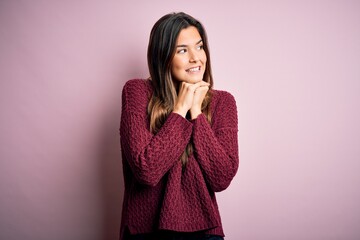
left=190, top=108, right=202, bottom=120
left=173, top=107, right=187, bottom=118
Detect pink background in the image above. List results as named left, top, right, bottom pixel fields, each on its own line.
left=1, top=1, right=359, bottom=239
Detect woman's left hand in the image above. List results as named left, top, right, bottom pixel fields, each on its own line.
left=190, top=81, right=209, bottom=119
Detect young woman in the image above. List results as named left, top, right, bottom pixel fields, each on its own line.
left=119, top=12, right=239, bottom=240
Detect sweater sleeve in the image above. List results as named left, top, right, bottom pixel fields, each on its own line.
left=120, top=80, right=193, bottom=187
left=192, top=91, right=239, bottom=192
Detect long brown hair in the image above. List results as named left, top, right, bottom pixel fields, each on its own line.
left=147, top=12, right=213, bottom=165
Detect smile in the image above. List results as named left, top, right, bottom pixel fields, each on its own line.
left=186, top=66, right=201, bottom=72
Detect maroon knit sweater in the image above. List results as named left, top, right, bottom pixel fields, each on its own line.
left=119, top=79, right=239, bottom=239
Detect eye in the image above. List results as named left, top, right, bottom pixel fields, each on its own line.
left=177, top=49, right=187, bottom=54
left=196, top=45, right=204, bottom=50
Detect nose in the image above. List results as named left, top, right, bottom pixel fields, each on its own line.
left=189, top=49, right=199, bottom=63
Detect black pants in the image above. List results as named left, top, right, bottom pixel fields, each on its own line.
left=128, top=231, right=224, bottom=240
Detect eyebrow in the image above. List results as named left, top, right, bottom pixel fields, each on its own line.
left=176, top=39, right=203, bottom=48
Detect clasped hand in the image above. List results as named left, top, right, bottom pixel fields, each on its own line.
left=173, top=81, right=210, bottom=119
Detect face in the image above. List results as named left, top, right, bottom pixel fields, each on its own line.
left=171, top=26, right=207, bottom=84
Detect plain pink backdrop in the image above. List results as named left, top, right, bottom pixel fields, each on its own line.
left=1, top=1, right=359, bottom=239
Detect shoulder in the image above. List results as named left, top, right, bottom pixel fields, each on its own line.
left=122, top=78, right=153, bottom=99
left=122, top=78, right=152, bottom=94
left=211, top=89, right=237, bottom=107
left=121, top=79, right=153, bottom=113
left=210, top=89, right=238, bottom=126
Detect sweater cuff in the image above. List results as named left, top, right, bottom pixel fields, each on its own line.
left=165, top=112, right=193, bottom=133
left=190, top=113, right=207, bottom=125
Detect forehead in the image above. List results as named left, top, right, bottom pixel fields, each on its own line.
left=176, top=26, right=202, bottom=45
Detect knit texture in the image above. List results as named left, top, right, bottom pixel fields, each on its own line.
left=119, top=79, right=239, bottom=239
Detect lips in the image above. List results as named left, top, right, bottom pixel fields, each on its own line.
left=186, top=66, right=201, bottom=72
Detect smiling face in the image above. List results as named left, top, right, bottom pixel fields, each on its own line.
left=171, top=26, right=207, bottom=84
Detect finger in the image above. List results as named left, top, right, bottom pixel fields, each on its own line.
left=196, top=82, right=210, bottom=90
left=194, top=87, right=209, bottom=95
left=195, top=85, right=209, bottom=91
left=179, top=82, right=195, bottom=93
left=191, top=82, right=208, bottom=92
left=200, top=80, right=210, bottom=85
left=187, top=83, right=200, bottom=93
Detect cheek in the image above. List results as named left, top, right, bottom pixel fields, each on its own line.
left=171, top=64, right=181, bottom=75
left=172, top=58, right=186, bottom=71
left=202, top=52, right=207, bottom=63
left=171, top=62, right=184, bottom=79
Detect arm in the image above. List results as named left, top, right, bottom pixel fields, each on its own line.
left=120, top=81, right=193, bottom=186
left=192, top=91, right=239, bottom=192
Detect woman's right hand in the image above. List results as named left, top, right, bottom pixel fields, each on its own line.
left=173, top=81, right=209, bottom=118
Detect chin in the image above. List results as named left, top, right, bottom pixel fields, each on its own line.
left=186, top=79, right=201, bottom=84
left=185, top=77, right=204, bottom=83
